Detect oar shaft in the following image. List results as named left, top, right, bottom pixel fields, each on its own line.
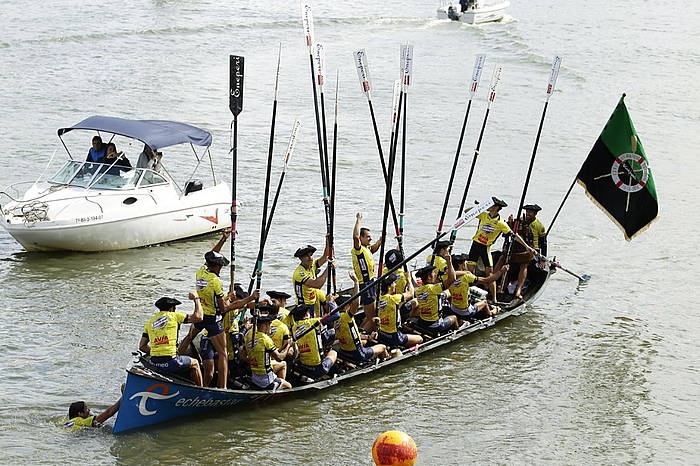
left=230, top=115, right=238, bottom=290
left=400, top=92, right=407, bottom=238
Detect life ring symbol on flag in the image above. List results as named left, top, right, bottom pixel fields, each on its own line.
left=610, top=153, right=649, bottom=193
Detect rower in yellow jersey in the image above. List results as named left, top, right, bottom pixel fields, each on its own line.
left=291, top=239, right=334, bottom=309
left=267, top=290, right=295, bottom=329
left=351, top=213, right=384, bottom=331
left=336, top=272, right=389, bottom=363
left=291, top=303, right=340, bottom=379
left=377, top=273, right=423, bottom=348
left=449, top=254, right=507, bottom=321
left=411, top=254, right=458, bottom=334
left=425, top=240, right=451, bottom=284
left=242, top=313, right=293, bottom=390
left=64, top=387, right=122, bottom=431
left=507, top=204, right=548, bottom=299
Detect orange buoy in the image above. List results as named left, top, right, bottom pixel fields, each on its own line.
left=371, top=430, right=418, bottom=466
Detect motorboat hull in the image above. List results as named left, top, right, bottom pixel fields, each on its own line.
left=1, top=182, right=231, bottom=252
left=437, top=1, right=510, bottom=24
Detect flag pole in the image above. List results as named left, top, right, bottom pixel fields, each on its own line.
left=353, top=49, right=407, bottom=270
left=429, top=54, right=486, bottom=261
left=547, top=176, right=576, bottom=236
left=228, top=55, right=244, bottom=294
left=500, top=56, right=561, bottom=292
left=449, top=63, right=503, bottom=244
left=301, top=4, right=333, bottom=266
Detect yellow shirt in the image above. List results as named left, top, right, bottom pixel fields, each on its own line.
left=425, top=254, right=447, bottom=281
left=64, top=415, right=94, bottom=430
left=244, top=330, right=276, bottom=375
left=269, top=318, right=291, bottom=349
left=383, top=269, right=408, bottom=294
left=528, top=218, right=546, bottom=249
left=195, top=266, right=224, bottom=316
left=281, top=311, right=295, bottom=330
left=313, top=288, right=327, bottom=317
left=222, top=308, right=242, bottom=335
left=472, top=212, right=512, bottom=246
left=292, top=261, right=320, bottom=305
left=293, top=317, right=323, bottom=366
left=414, top=283, right=444, bottom=322
left=143, top=311, right=187, bottom=357
left=351, top=245, right=375, bottom=284
left=378, top=293, right=402, bottom=333
left=337, top=311, right=362, bottom=352
left=449, top=273, right=478, bottom=309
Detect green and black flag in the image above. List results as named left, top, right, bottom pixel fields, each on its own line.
left=577, top=94, right=659, bottom=240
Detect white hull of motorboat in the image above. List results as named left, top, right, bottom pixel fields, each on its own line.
left=437, top=1, right=510, bottom=24
left=1, top=182, right=231, bottom=252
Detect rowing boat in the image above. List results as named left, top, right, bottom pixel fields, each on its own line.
left=113, top=260, right=554, bottom=433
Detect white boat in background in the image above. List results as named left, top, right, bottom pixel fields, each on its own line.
left=437, top=0, right=510, bottom=24
left=0, top=116, right=230, bottom=252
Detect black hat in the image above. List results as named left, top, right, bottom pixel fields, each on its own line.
left=267, top=290, right=292, bottom=300
left=384, top=273, right=400, bottom=287
left=205, top=250, right=230, bottom=267
left=291, top=303, right=313, bottom=319
left=385, top=249, right=403, bottom=269
left=294, top=245, right=317, bottom=258
left=155, top=297, right=182, bottom=310
left=415, top=265, right=435, bottom=280
left=491, top=196, right=508, bottom=208
left=523, top=204, right=542, bottom=212
left=452, top=253, right=469, bottom=265
left=257, top=303, right=279, bottom=315
left=435, top=240, right=451, bottom=250
left=233, top=283, right=249, bottom=299
left=335, top=294, right=355, bottom=307
left=256, top=313, right=277, bottom=323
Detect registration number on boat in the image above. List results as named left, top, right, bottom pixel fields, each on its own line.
left=74, top=215, right=103, bottom=224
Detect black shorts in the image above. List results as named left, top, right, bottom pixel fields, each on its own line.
left=468, top=241, right=493, bottom=268
left=194, top=314, right=223, bottom=337
left=359, top=279, right=377, bottom=306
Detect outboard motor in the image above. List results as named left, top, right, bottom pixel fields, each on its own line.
left=447, top=5, right=461, bottom=21
left=184, top=179, right=203, bottom=195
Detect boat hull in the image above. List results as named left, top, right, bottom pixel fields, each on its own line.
left=1, top=183, right=231, bottom=252
left=113, top=265, right=554, bottom=433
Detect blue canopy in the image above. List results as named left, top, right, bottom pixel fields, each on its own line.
left=58, top=115, right=212, bottom=150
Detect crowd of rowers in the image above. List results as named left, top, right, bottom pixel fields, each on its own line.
left=65, top=197, right=548, bottom=429
left=134, top=196, right=547, bottom=394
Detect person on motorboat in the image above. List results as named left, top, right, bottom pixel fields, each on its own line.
left=291, top=239, right=334, bottom=310
left=507, top=204, right=547, bottom=299
left=336, top=271, right=389, bottom=364
left=136, top=143, right=163, bottom=172
left=351, top=212, right=384, bottom=331
left=138, top=294, right=204, bottom=386
left=460, top=0, right=476, bottom=12
left=177, top=230, right=260, bottom=389
left=425, top=240, right=452, bottom=284
left=86, top=135, right=107, bottom=162
left=291, top=303, right=339, bottom=379
left=377, top=272, right=423, bottom=349
left=449, top=253, right=506, bottom=320
left=242, top=313, right=293, bottom=390
left=64, top=387, right=122, bottom=431
left=411, top=257, right=458, bottom=334
left=97, top=142, right=132, bottom=175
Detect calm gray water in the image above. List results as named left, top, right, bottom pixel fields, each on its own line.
left=1, top=0, right=699, bottom=464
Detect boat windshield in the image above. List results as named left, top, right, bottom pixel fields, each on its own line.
left=48, top=161, right=168, bottom=190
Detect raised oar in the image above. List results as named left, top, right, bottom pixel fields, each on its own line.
left=228, top=54, right=244, bottom=293
left=292, top=200, right=495, bottom=342
left=449, top=62, right=502, bottom=244
left=327, top=71, right=340, bottom=295
left=248, top=46, right=282, bottom=296
left=301, top=3, right=333, bottom=260
left=399, top=44, right=414, bottom=243
left=353, top=49, right=406, bottom=267
left=429, top=54, right=486, bottom=261
left=500, top=56, right=562, bottom=292
left=376, top=80, right=403, bottom=282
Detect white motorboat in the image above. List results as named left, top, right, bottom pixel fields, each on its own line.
left=437, top=0, right=510, bottom=24
left=0, top=116, right=231, bottom=252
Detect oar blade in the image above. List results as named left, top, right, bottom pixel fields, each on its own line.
left=400, top=44, right=414, bottom=92
left=229, top=55, right=245, bottom=116
left=546, top=55, right=562, bottom=99
left=470, top=54, right=486, bottom=95
left=450, top=199, right=494, bottom=232
left=354, top=49, right=372, bottom=95
left=283, top=120, right=301, bottom=167
left=487, top=63, right=502, bottom=103
left=301, top=2, right=314, bottom=49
